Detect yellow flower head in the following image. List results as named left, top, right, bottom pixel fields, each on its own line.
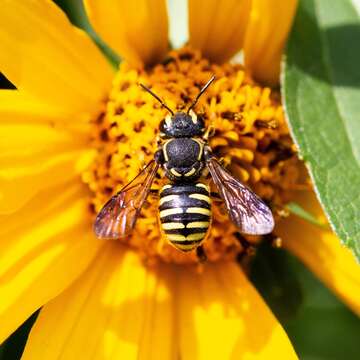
left=84, top=47, right=302, bottom=265
left=0, top=1, right=359, bottom=359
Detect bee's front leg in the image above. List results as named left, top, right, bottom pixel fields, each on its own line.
left=202, top=124, right=216, bottom=141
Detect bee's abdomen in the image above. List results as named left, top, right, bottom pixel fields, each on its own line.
left=159, top=183, right=211, bottom=252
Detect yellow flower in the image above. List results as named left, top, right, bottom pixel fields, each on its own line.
left=0, top=1, right=359, bottom=359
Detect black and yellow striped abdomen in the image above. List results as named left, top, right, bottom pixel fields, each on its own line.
left=159, top=183, right=211, bottom=252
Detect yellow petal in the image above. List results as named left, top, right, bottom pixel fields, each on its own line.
left=0, top=0, right=113, bottom=114
left=0, top=90, right=72, bottom=123
left=0, top=124, right=86, bottom=163
left=244, top=0, right=298, bottom=85
left=0, top=150, right=92, bottom=215
left=0, top=182, right=102, bottom=343
left=22, top=246, right=175, bottom=360
left=0, top=134, right=94, bottom=215
left=189, top=0, right=251, bottom=63
left=177, top=261, right=298, bottom=359
left=277, top=190, right=360, bottom=316
left=0, top=89, right=96, bottom=127
left=0, top=91, right=94, bottom=214
left=0, top=92, right=90, bottom=158
left=85, top=0, right=169, bottom=67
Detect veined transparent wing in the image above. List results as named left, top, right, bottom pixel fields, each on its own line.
left=207, top=158, right=274, bottom=235
left=94, top=160, right=159, bottom=239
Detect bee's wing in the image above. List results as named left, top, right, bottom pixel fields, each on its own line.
left=94, top=160, right=159, bottom=239
left=207, top=158, right=274, bottom=235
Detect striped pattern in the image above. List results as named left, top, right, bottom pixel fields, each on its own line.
left=159, top=183, right=211, bottom=252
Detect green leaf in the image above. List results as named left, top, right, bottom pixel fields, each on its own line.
left=251, top=246, right=360, bottom=360
left=282, top=0, right=360, bottom=260
left=283, top=254, right=360, bottom=360
left=250, top=243, right=303, bottom=322
left=286, top=202, right=328, bottom=230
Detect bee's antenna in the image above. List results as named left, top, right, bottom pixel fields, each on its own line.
left=139, top=83, right=174, bottom=116
left=187, top=75, right=216, bottom=114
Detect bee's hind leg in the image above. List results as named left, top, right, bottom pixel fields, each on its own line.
left=235, top=233, right=256, bottom=259
left=196, top=245, right=207, bottom=263
left=148, top=188, right=159, bottom=200
left=210, top=192, right=222, bottom=202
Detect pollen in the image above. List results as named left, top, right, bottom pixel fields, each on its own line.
left=82, top=47, right=304, bottom=265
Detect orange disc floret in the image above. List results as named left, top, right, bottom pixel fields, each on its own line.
left=82, top=47, right=304, bottom=265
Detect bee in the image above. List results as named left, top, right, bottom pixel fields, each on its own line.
left=94, top=76, right=274, bottom=256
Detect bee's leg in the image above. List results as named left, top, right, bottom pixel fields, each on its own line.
left=235, top=233, right=256, bottom=259
left=264, top=233, right=283, bottom=248
left=203, top=146, right=227, bottom=166
left=202, top=167, right=211, bottom=180
left=210, top=191, right=223, bottom=205
left=210, top=191, right=221, bottom=199
left=154, top=149, right=165, bottom=165
left=148, top=188, right=159, bottom=200
left=155, top=133, right=163, bottom=147
left=196, top=245, right=207, bottom=263
left=202, top=124, right=216, bottom=141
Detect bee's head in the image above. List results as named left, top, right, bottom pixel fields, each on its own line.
left=159, top=110, right=205, bottom=138
left=139, top=75, right=215, bottom=138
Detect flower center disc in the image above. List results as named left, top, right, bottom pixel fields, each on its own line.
left=83, top=47, right=302, bottom=265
